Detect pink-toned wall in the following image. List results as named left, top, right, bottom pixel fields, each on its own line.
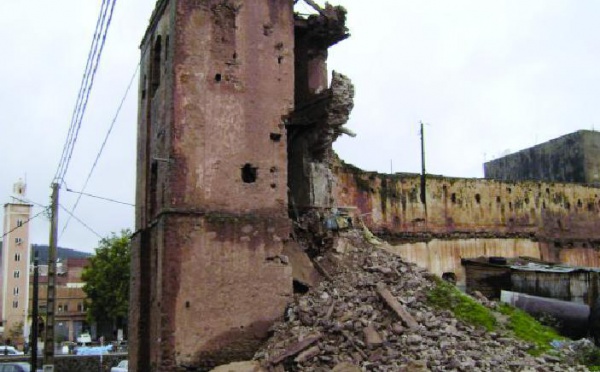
left=131, top=1, right=295, bottom=370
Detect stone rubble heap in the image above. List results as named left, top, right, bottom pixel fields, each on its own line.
left=253, top=231, right=588, bottom=371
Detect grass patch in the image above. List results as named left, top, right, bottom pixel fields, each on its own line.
left=498, top=303, right=563, bottom=356
left=426, top=279, right=496, bottom=331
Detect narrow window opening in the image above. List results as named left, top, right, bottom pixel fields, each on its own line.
left=496, top=196, right=501, bottom=203
left=270, top=133, right=282, bottom=142
left=270, top=183, right=276, bottom=189
left=509, top=202, right=513, bottom=210
left=141, top=75, right=147, bottom=100
left=475, top=194, right=481, bottom=204
left=165, top=35, right=170, bottom=61
left=507, top=187, right=512, bottom=194
left=577, top=199, right=583, bottom=208
left=151, top=35, right=162, bottom=97
left=233, top=52, right=237, bottom=59
left=277, top=56, right=283, bottom=64
left=16, top=220, right=23, bottom=227
left=451, top=193, right=456, bottom=204
left=241, top=163, right=257, bottom=183
left=215, top=73, right=222, bottom=82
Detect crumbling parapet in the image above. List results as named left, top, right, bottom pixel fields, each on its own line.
left=288, top=4, right=355, bottom=212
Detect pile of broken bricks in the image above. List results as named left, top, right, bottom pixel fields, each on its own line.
left=249, top=231, right=588, bottom=371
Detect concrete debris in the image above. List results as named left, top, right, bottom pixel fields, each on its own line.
left=251, top=230, right=588, bottom=371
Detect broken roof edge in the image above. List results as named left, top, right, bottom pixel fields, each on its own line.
left=139, top=0, right=170, bottom=51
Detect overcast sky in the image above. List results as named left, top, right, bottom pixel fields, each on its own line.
left=1, top=1, right=598, bottom=253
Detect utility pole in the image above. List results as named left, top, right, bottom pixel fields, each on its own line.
left=44, top=183, right=59, bottom=369
left=420, top=121, right=427, bottom=207
left=30, top=250, right=39, bottom=371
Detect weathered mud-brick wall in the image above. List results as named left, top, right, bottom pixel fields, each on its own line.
left=131, top=1, right=295, bottom=370
left=333, top=161, right=600, bottom=275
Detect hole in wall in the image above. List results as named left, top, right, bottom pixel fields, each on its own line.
left=442, top=272, right=457, bottom=285
left=565, top=202, right=571, bottom=210
left=270, top=183, right=276, bottom=189
left=475, top=194, right=481, bottom=204
left=496, top=196, right=501, bottom=203
left=509, top=202, right=513, bottom=210
left=293, top=280, right=309, bottom=294
left=270, top=166, right=277, bottom=173
left=543, top=201, right=546, bottom=209
left=185, top=301, right=190, bottom=308
left=546, top=188, right=550, bottom=195
left=577, top=199, right=583, bottom=208
left=270, top=133, right=282, bottom=142
left=451, top=193, right=456, bottom=204
left=277, top=56, right=283, bottom=64
left=241, top=163, right=257, bottom=183
left=507, top=187, right=512, bottom=194
left=233, top=52, right=237, bottom=59
left=215, top=73, right=222, bottom=82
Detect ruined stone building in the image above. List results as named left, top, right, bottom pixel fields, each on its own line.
left=484, top=130, right=600, bottom=185
left=131, top=1, right=351, bottom=370
left=132, top=1, right=600, bottom=370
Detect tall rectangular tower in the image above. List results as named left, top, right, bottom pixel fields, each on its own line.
left=130, top=0, right=295, bottom=370
left=1, top=180, right=32, bottom=343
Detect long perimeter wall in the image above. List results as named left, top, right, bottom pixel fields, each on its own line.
left=332, top=160, right=600, bottom=283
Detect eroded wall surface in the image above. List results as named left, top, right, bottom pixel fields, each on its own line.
left=333, top=161, right=600, bottom=277
left=131, top=1, right=295, bottom=370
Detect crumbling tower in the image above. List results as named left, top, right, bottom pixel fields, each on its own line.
left=131, top=0, right=295, bottom=370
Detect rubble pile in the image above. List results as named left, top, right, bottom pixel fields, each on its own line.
left=254, top=231, right=587, bottom=371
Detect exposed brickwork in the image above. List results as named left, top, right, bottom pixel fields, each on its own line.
left=132, top=1, right=295, bottom=370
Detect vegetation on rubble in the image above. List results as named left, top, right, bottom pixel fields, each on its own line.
left=498, top=304, right=563, bottom=356
left=426, top=278, right=566, bottom=357
left=426, top=278, right=496, bottom=331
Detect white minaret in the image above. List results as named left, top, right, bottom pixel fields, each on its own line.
left=1, top=179, right=32, bottom=344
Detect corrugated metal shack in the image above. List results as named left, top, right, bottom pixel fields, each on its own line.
left=462, top=256, right=600, bottom=304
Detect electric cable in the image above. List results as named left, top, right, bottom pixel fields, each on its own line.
left=53, top=0, right=118, bottom=184
left=54, top=0, right=111, bottom=183
left=58, top=204, right=102, bottom=239
left=1, top=209, right=48, bottom=240
left=60, top=63, right=138, bottom=237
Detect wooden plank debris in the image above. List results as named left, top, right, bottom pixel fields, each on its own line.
left=376, top=282, right=419, bottom=330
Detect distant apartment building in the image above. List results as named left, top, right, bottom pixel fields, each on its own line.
left=29, top=254, right=90, bottom=343
left=484, top=130, right=600, bottom=185
left=0, top=179, right=32, bottom=342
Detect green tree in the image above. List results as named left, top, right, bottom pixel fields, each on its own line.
left=82, top=229, right=131, bottom=330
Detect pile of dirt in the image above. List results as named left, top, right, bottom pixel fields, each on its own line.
left=249, top=230, right=587, bottom=371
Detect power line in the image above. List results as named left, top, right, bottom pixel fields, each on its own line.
left=10, top=197, right=48, bottom=209
left=54, top=0, right=111, bottom=183
left=60, top=63, right=139, bottom=236
left=65, top=188, right=134, bottom=207
left=58, top=204, right=102, bottom=239
left=53, top=0, right=118, bottom=184
left=1, top=209, right=48, bottom=240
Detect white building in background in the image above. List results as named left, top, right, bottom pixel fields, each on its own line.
left=1, top=179, right=32, bottom=342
